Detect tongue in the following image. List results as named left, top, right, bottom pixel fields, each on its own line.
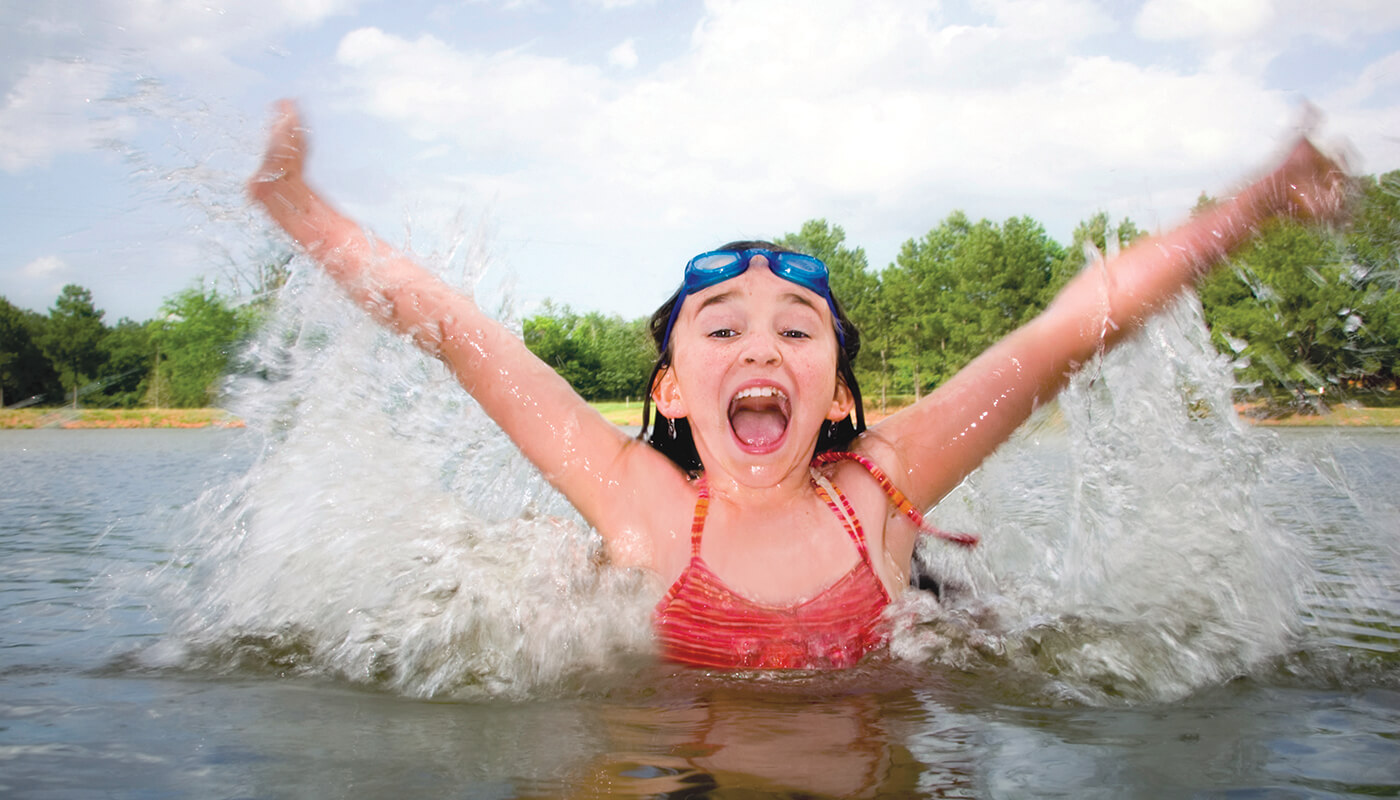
left=731, top=408, right=787, bottom=447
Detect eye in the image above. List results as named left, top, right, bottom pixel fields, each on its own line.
left=780, top=328, right=811, bottom=339
left=708, top=328, right=738, bottom=339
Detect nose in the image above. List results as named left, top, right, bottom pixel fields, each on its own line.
left=742, top=327, right=782, bottom=366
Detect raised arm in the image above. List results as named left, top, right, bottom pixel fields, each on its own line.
left=863, top=136, right=1349, bottom=514
left=247, top=101, right=685, bottom=560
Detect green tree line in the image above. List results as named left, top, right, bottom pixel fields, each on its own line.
left=8, top=171, right=1394, bottom=412
left=525, top=170, right=1400, bottom=411
left=1, top=284, right=261, bottom=409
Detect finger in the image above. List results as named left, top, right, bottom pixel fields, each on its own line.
left=1294, top=101, right=1323, bottom=140
left=273, top=98, right=299, bottom=125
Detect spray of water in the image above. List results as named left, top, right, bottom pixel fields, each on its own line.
left=144, top=246, right=655, bottom=699
left=127, top=106, right=1393, bottom=702
left=892, top=281, right=1323, bottom=704
left=144, top=233, right=1399, bottom=703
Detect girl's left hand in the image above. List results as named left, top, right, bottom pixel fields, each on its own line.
left=1260, top=136, right=1351, bottom=224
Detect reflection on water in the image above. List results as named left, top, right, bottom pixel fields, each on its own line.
left=1, top=282, right=1398, bottom=795
left=541, top=667, right=976, bottom=798
left=0, top=423, right=1395, bottom=796
left=558, top=690, right=936, bottom=797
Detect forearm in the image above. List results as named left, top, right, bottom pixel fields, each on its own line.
left=258, top=179, right=639, bottom=517
left=1044, top=183, right=1273, bottom=361
left=251, top=174, right=469, bottom=353
left=244, top=101, right=681, bottom=560
left=1047, top=135, right=1344, bottom=365
left=876, top=144, right=1340, bottom=509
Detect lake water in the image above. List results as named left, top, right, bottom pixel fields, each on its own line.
left=2, top=283, right=1398, bottom=798
left=2, top=420, right=1396, bottom=799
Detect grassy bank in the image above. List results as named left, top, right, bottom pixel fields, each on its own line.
left=0, top=408, right=245, bottom=429
left=591, top=400, right=647, bottom=427
left=593, top=398, right=1400, bottom=429
left=1241, top=404, right=1400, bottom=427
left=3, top=403, right=1396, bottom=430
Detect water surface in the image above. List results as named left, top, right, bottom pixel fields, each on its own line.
left=1, top=425, right=1395, bottom=798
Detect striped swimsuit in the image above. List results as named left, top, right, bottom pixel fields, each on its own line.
left=654, top=452, right=974, bottom=670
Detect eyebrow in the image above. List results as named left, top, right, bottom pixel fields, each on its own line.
left=694, top=290, right=737, bottom=314
left=692, top=290, right=821, bottom=316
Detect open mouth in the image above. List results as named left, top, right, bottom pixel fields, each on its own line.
left=728, top=385, right=790, bottom=451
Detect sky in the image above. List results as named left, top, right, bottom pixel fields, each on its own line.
left=1, top=0, right=1398, bottom=324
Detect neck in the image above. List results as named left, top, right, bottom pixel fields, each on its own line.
left=700, top=458, right=817, bottom=509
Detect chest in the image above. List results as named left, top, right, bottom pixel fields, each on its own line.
left=689, top=487, right=884, bottom=605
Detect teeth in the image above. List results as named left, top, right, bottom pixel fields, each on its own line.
left=734, top=386, right=787, bottom=401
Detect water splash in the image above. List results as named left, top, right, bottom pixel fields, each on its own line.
left=127, top=134, right=1397, bottom=703
left=144, top=257, right=1398, bottom=703
left=145, top=253, right=654, bottom=699
left=896, top=289, right=1397, bottom=705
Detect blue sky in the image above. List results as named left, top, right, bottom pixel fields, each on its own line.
left=2, top=0, right=1398, bottom=324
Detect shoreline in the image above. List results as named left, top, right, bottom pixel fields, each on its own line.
left=0, top=408, right=245, bottom=430
left=3, top=403, right=1397, bottom=430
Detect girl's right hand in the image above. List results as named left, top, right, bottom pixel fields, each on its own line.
left=249, top=100, right=308, bottom=196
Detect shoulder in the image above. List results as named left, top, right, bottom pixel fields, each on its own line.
left=594, top=441, right=700, bottom=579
left=829, top=438, right=924, bottom=570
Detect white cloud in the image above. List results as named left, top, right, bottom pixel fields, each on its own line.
left=21, top=255, right=67, bottom=278
left=0, top=0, right=366, bottom=172
left=1330, top=49, right=1400, bottom=109
left=114, top=0, right=365, bottom=68
left=0, top=59, right=131, bottom=173
left=1135, top=0, right=1273, bottom=41
left=1267, top=0, right=1400, bottom=44
left=325, top=0, right=1352, bottom=285
left=6, top=0, right=1393, bottom=321
left=975, top=0, right=1118, bottom=42
left=335, top=27, right=607, bottom=156
left=1136, top=0, right=1400, bottom=47
left=584, top=0, right=656, bottom=8
left=608, top=38, right=639, bottom=69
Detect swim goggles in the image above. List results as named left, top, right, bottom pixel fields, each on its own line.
left=660, top=248, right=844, bottom=352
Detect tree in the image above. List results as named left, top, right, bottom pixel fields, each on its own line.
left=1194, top=171, right=1400, bottom=408
left=1347, top=171, right=1400, bottom=285
left=149, top=286, right=252, bottom=408
left=775, top=219, right=885, bottom=399
left=883, top=212, right=1063, bottom=398
left=1343, top=171, right=1400, bottom=395
left=585, top=312, right=653, bottom=400
left=98, top=318, right=154, bottom=408
left=1048, top=212, right=1145, bottom=299
left=1199, top=219, right=1354, bottom=408
left=774, top=219, right=880, bottom=327
left=522, top=303, right=653, bottom=401
left=39, top=284, right=107, bottom=408
left=941, top=215, right=1060, bottom=368
left=523, top=303, right=604, bottom=399
left=0, top=297, right=61, bottom=407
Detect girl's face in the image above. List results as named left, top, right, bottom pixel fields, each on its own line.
left=653, top=259, right=853, bottom=488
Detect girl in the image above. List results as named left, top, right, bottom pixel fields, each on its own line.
left=249, top=100, right=1348, bottom=670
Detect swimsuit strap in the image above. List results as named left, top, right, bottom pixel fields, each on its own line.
left=810, top=473, right=872, bottom=560
left=811, top=451, right=979, bottom=547
left=689, top=473, right=872, bottom=558
left=690, top=476, right=711, bottom=557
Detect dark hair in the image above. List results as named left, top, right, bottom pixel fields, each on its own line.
left=639, top=240, right=866, bottom=471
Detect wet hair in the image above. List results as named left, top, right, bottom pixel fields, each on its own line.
left=639, top=240, right=866, bottom=471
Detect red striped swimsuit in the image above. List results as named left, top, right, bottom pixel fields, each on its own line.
left=654, top=452, right=975, bottom=670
